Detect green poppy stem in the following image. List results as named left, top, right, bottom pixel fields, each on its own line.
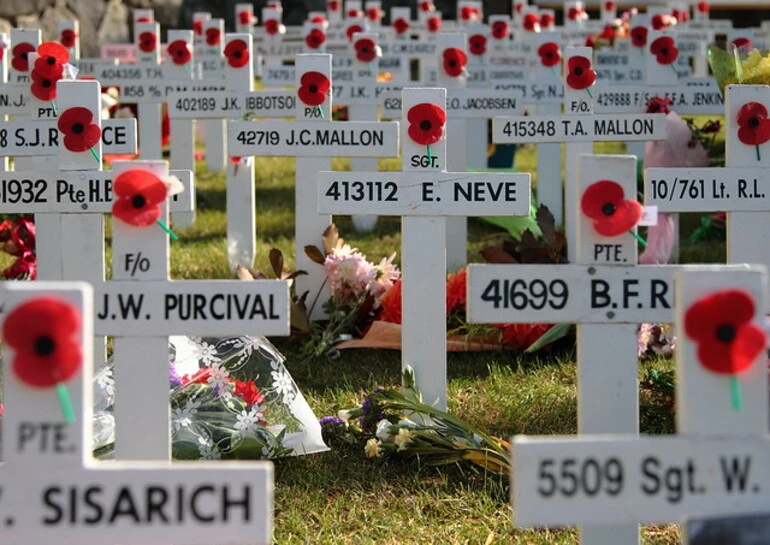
left=426, top=144, right=432, bottom=161
left=51, top=100, right=59, bottom=116
left=585, top=88, right=593, bottom=99
left=670, top=64, right=679, bottom=77
left=629, top=230, right=647, bottom=247
left=316, top=105, right=325, bottom=118
left=183, top=64, right=191, bottom=74
left=89, top=147, right=101, bottom=164
left=756, top=144, right=761, bottom=162
left=730, top=376, right=742, bottom=412
left=156, top=219, right=179, bottom=240
left=55, top=382, right=75, bottom=424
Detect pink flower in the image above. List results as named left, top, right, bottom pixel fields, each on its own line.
left=369, top=252, right=400, bottom=302
left=324, top=245, right=376, bottom=300
left=644, top=111, right=708, bottom=169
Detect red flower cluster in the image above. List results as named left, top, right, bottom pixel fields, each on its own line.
left=497, top=323, right=552, bottom=350
left=491, top=21, right=509, bottom=40
left=442, top=47, right=467, bottom=77
left=566, top=56, right=596, bottom=90
left=580, top=180, right=642, bottom=237
left=0, top=216, right=36, bottom=280
left=379, top=279, right=402, bottom=324
left=468, top=34, right=487, bottom=56
left=31, top=42, right=70, bottom=102
left=224, top=39, right=250, bottom=68
left=407, top=103, right=446, bottom=146
left=4, top=297, right=81, bottom=388
left=181, top=368, right=266, bottom=409
left=167, top=40, right=192, bottom=65
left=112, top=169, right=168, bottom=227
left=298, top=71, right=330, bottom=107
left=737, top=102, right=770, bottom=148
left=355, top=38, right=377, bottom=63
left=684, top=290, right=765, bottom=375
left=305, top=28, right=327, bottom=50
left=537, top=42, right=561, bottom=68
left=446, top=268, right=467, bottom=314
left=646, top=96, right=673, bottom=114
left=650, top=36, right=678, bottom=65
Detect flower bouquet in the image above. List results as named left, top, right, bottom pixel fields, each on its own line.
left=321, top=367, right=511, bottom=475
left=0, top=216, right=36, bottom=279
left=708, top=44, right=770, bottom=92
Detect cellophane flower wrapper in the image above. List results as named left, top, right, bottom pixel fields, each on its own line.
left=87, top=335, right=327, bottom=461
left=708, top=46, right=770, bottom=93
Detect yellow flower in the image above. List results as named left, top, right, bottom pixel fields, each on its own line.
left=394, top=428, right=414, bottom=452
left=364, top=438, right=381, bottom=458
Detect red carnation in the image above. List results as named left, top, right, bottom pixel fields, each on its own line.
left=12, top=43, right=35, bottom=72
left=112, top=169, right=167, bottom=227
left=491, top=21, right=509, bottom=40
left=427, top=16, right=442, bottom=33
left=630, top=26, right=648, bottom=48
left=60, top=29, right=77, bottom=48
left=57, top=107, right=101, bottom=152
left=580, top=180, right=642, bottom=237
left=468, top=34, right=487, bottom=56
left=650, top=36, right=678, bottom=65
left=393, top=17, right=410, bottom=35
left=407, top=102, right=446, bottom=146
left=4, top=297, right=82, bottom=388
left=684, top=290, right=765, bottom=375
left=297, top=71, right=330, bottom=107
left=537, top=42, right=561, bottom=68
left=566, top=55, right=596, bottom=90
left=442, top=47, right=467, bottom=77
left=224, top=39, right=250, bottom=68
left=167, top=40, right=192, bottom=65
left=355, top=38, right=377, bottom=63
left=305, top=28, right=327, bottom=50
left=138, top=32, right=157, bottom=53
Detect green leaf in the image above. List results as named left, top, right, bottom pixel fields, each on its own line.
left=481, top=194, right=541, bottom=238
left=524, top=323, right=573, bottom=353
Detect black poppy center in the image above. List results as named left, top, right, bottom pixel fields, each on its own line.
left=661, top=47, right=669, bottom=55
left=715, top=323, right=736, bottom=343
left=42, top=79, right=52, bottom=88
left=309, top=84, right=318, bottom=94
left=132, top=194, right=146, bottom=209
left=177, top=50, right=184, bottom=56
left=601, top=203, right=616, bottom=216
left=449, top=60, right=457, bottom=67
left=71, top=122, right=84, bottom=134
left=20, top=52, right=28, bottom=60
left=234, top=50, right=242, bottom=58
left=47, top=56, right=56, bottom=65
left=573, top=67, right=583, bottom=76
left=420, top=120, right=432, bottom=131
left=749, top=117, right=760, bottom=128
left=34, top=335, right=55, bottom=357
left=362, top=47, right=369, bottom=53
left=546, top=52, right=553, bottom=58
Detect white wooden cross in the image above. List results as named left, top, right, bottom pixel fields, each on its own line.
left=468, top=153, right=681, bottom=545
left=102, top=158, right=290, bottom=463
left=0, top=281, right=273, bottom=544
left=645, top=84, right=770, bottom=309
left=0, top=29, right=38, bottom=119
left=508, top=265, right=769, bottom=545
left=320, top=87, right=531, bottom=409
left=493, top=47, right=667, bottom=260
left=198, top=17, right=228, bottom=174
left=228, top=54, right=400, bottom=320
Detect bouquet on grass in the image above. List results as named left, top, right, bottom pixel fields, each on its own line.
left=321, top=367, right=511, bottom=475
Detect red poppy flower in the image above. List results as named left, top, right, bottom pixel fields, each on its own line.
left=684, top=290, right=765, bottom=375
left=238, top=11, right=253, bottom=25
left=31, top=68, right=61, bottom=101
left=224, top=39, right=250, bottom=68
left=4, top=250, right=37, bottom=280
left=604, top=1, right=616, bottom=10
left=193, top=20, right=204, bottom=35
left=446, top=268, right=467, bottom=314
left=650, top=36, right=678, bottom=65
left=737, top=102, right=770, bottom=147
left=60, top=29, right=77, bottom=48
left=33, top=42, right=69, bottom=79
left=566, top=55, right=596, bottom=90
left=420, top=1, right=434, bottom=11
left=442, top=47, right=468, bottom=78
left=427, top=16, right=442, bottom=33
left=537, top=42, right=561, bottom=67
left=138, top=32, right=157, bottom=53
left=567, top=7, right=584, bottom=20
left=167, top=40, right=192, bottom=65
left=515, top=2, right=524, bottom=14
left=407, top=103, right=446, bottom=146
left=205, top=27, right=221, bottom=46
left=346, top=24, right=364, bottom=41
left=367, top=7, right=382, bottom=21
left=491, top=21, right=509, bottom=39
left=672, top=9, right=688, bottom=23
left=4, top=297, right=81, bottom=388
left=263, top=19, right=279, bottom=36
left=136, top=17, right=152, bottom=23
left=379, top=279, right=402, bottom=324
left=355, top=38, right=377, bottom=63
left=12, top=43, right=35, bottom=72
left=630, top=26, right=648, bottom=48
left=297, top=71, right=330, bottom=107
left=328, top=0, right=340, bottom=11
left=585, top=34, right=596, bottom=48
left=112, top=169, right=167, bottom=227
left=460, top=6, right=479, bottom=21
left=393, top=17, right=410, bottom=35
left=651, top=14, right=669, bottom=30
left=580, top=180, right=642, bottom=237
left=697, top=1, right=709, bottom=13
left=646, top=96, right=673, bottom=114
left=0, top=46, right=4, bottom=62
left=310, top=15, right=326, bottom=23
left=468, top=34, right=487, bottom=56
left=498, top=323, right=552, bottom=350
left=600, top=25, right=616, bottom=40
left=305, top=28, right=326, bottom=49
left=347, top=9, right=362, bottom=18
left=522, top=13, right=540, bottom=32
left=540, top=13, right=554, bottom=28
left=732, top=37, right=752, bottom=51
left=57, top=107, right=101, bottom=152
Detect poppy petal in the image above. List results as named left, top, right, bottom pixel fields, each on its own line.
left=38, top=42, right=70, bottom=65
left=580, top=180, right=625, bottom=219
left=592, top=199, right=643, bottom=237
left=113, top=197, right=162, bottom=226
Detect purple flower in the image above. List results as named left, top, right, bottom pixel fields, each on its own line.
left=169, top=363, right=183, bottom=387
left=319, top=416, right=345, bottom=427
